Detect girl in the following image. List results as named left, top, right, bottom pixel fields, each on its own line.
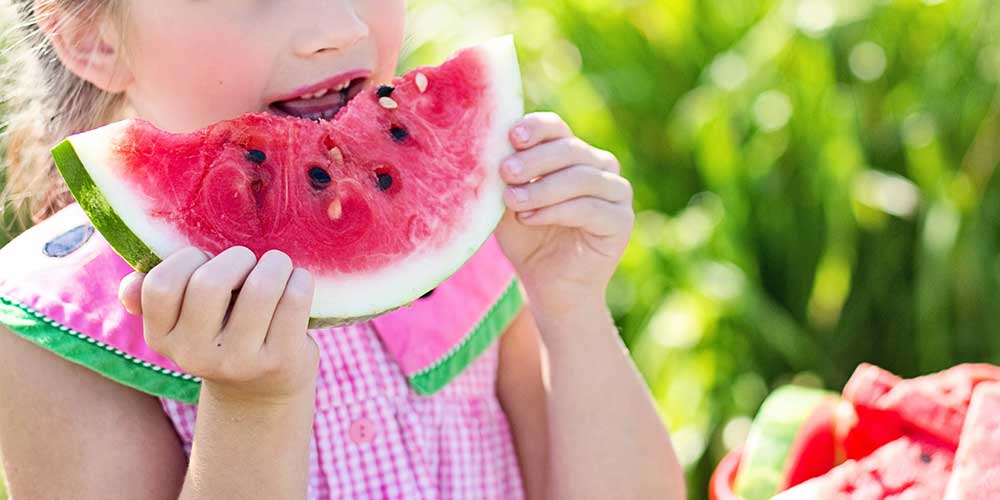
left=0, top=1, right=683, bottom=499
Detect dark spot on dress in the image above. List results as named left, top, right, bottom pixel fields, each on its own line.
left=43, top=225, right=94, bottom=258
left=390, top=126, right=409, bottom=143
left=376, top=85, right=395, bottom=98
left=309, top=167, right=332, bottom=189
left=246, top=149, right=266, bottom=164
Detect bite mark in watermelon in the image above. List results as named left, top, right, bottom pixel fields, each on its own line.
left=944, top=382, right=1000, bottom=500
left=772, top=435, right=954, bottom=500
left=51, top=37, right=524, bottom=324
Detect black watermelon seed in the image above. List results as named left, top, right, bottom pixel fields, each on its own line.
left=376, top=85, right=395, bottom=98
left=377, top=172, right=393, bottom=191
left=309, top=167, right=332, bottom=188
left=246, top=149, right=266, bottom=164
left=920, top=454, right=932, bottom=463
left=420, top=288, right=435, bottom=299
left=390, top=126, right=409, bottom=142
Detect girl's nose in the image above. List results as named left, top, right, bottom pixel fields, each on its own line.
left=291, top=1, right=371, bottom=56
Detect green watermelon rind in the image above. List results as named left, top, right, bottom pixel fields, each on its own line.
left=734, top=385, right=837, bottom=500
left=52, top=139, right=162, bottom=273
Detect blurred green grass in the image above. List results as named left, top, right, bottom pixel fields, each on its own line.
left=5, top=0, right=1000, bottom=498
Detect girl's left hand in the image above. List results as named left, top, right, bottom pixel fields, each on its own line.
left=495, top=112, right=634, bottom=313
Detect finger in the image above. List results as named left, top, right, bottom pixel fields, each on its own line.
left=263, top=268, right=315, bottom=354
left=500, top=137, right=593, bottom=184
left=223, top=250, right=294, bottom=353
left=119, top=272, right=145, bottom=315
left=518, top=197, right=634, bottom=237
left=174, top=246, right=258, bottom=345
left=141, top=247, right=209, bottom=341
left=504, top=165, right=633, bottom=212
left=509, top=112, right=573, bottom=150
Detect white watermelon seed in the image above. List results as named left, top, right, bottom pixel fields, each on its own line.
left=379, top=96, right=399, bottom=109
left=415, top=73, right=428, bottom=93
left=328, top=147, right=343, bottom=164
left=327, top=198, right=342, bottom=220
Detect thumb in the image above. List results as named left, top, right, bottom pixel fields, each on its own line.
left=118, top=272, right=146, bottom=315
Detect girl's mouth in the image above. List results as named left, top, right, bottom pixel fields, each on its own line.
left=269, top=77, right=370, bottom=121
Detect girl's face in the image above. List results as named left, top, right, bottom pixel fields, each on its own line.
left=120, top=0, right=406, bottom=132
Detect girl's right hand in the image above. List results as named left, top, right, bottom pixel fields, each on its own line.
left=117, top=246, right=319, bottom=405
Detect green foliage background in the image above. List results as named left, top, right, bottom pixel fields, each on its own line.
left=4, top=0, right=1000, bottom=498
left=404, top=0, right=1000, bottom=496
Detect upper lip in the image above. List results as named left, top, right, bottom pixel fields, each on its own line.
left=270, top=69, right=373, bottom=103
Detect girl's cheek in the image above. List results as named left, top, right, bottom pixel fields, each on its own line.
left=362, top=0, right=407, bottom=80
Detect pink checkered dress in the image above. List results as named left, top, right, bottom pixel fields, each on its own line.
left=159, top=321, right=526, bottom=499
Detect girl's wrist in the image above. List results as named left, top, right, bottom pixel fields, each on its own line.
left=521, top=279, right=607, bottom=316
left=523, top=284, right=612, bottom=335
left=201, top=378, right=316, bottom=413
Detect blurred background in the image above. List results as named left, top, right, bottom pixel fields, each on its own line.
left=5, top=0, right=1000, bottom=498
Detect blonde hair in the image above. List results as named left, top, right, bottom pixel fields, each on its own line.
left=1, top=0, right=126, bottom=237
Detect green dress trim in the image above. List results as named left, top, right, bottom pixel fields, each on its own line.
left=0, top=280, right=523, bottom=401
left=0, top=295, right=202, bottom=403
left=408, top=279, right=524, bottom=395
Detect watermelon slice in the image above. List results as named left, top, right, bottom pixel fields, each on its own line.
left=943, top=382, right=1000, bottom=499
left=51, top=37, right=524, bottom=324
left=772, top=435, right=954, bottom=500
left=844, top=363, right=1000, bottom=449
left=841, top=364, right=908, bottom=459
left=733, top=385, right=840, bottom=500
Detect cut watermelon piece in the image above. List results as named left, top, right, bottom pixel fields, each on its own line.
left=841, top=364, right=908, bottom=459
left=772, top=435, right=954, bottom=500
left=733, top=385, right=840, bottom=500
left=51, top=37, right=523, bottom=324
left=843, top=363, right=1000, bottom=449
left=944, top=382, right=1000, bottom=500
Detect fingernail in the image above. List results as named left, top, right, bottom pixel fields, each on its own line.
left=519, top=210, right=537, bottom=219
left=513, top=126, right=529, bottom=144
left=504, top=158, right=523, bottom=177
left=509, top=187, right=529, bottom=203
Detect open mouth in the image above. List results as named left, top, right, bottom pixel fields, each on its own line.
left=269, top=77, right=370, bottom=121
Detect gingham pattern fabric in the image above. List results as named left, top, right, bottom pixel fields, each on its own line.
left=159, top=321, right=525, bottom=499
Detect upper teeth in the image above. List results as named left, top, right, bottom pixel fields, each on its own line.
left=299, top=80, right=352, bottom=100
left=301, top=88, right=329, bottom=100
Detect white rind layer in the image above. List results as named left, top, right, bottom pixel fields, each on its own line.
left=68, top=36, right=523, bottom=320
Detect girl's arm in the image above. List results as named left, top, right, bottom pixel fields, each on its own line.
left=0, top=326, right=188, bottom=499
left=498, top=306, right=686, bottom=500
left=0, top=325, right=316, bottom=500
left=2, top=248, right=318, bottom=499
left=495, top=112, right=684, bottom=499
left=118, top=247, right=319, bottom=500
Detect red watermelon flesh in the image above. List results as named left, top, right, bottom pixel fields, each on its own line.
left=52, top=37, right=523, bottom=322
left=773, top=435, right=954, bottom=500
left=843, top=363, right=902, bottom=406
left=881, top=364, right=1000, bottom=447
left=844, top=364, right=1000, bottom=449
left=781, top=398, right=839, bottom=490
left=944, top=382, right=1000, bottom=499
